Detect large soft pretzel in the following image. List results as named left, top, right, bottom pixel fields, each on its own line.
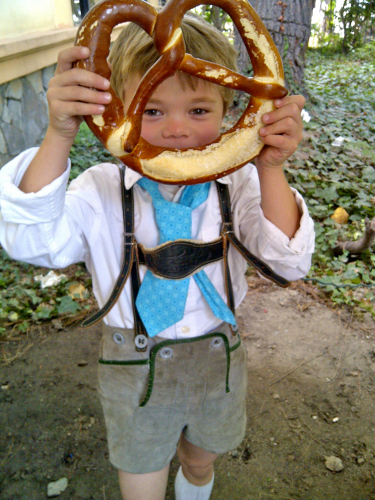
left=75, top=0, right=287, bottom=184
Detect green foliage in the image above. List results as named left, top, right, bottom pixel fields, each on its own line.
left=285, top=51, right=375, bottom=315
left=312, top=33, right=344, bottom=55
left=0, top=248, right=92, bottom=335
left=311, top=0, right=375, bottom=54
left=348, top=40, right=375, bottom=61
left=338, top=0, right=375, bottom=52
left=69, top=122, right=118, bottom=181
left=191, top=6, right=232, bottom=35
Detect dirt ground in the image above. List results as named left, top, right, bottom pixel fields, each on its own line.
left=1, top=276, right=375, bottom=500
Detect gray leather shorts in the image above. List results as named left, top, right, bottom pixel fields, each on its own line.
left=98, top=322, right=248, bottom=474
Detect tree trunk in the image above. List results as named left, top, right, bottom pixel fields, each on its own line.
left=235, top=0, right=315, bottom=94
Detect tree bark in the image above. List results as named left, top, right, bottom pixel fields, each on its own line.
left=234, top=0, right=315, bottom=94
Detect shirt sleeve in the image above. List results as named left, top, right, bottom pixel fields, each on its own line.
left=0, top=148, right=89, bottom=268
left=229, top=164, right=315, bottom=280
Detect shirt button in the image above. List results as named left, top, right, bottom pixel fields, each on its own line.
left=181, top=326, right=190, bottom=334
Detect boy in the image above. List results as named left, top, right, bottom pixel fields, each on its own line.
left=0, top=13, right=314, bottom=500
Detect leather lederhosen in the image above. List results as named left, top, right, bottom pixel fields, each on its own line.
left=81, top=167, right=290, bottom=351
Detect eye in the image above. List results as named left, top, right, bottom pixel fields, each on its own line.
left=144, top=109, right=162, bottom=117
left=191, top=108, right=209, bottom=116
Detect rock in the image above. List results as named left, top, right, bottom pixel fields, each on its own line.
left=42, top=65, right=56, bottom=90
left=325, top=456, right=344, bottom=472
left=47, top=477, right=68, bottom=497
left=0, top=127, right=7, bottom=154
left=5, top=79, right=23, bottom=100
left=26, top=71, right=43, bottom=95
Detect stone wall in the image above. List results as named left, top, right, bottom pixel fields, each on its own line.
left=0, top=65, right=56, bottom=168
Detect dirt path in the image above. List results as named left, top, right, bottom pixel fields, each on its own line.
left=1, top=277, right=375, bottom=500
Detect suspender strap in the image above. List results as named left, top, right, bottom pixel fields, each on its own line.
left=81, top=167, right=136, bottom=328
left=215, top=182, right=290, bottom=288
left=215, top=182, right=236, bottom=320
left=130, top=245, right=148, bottom=351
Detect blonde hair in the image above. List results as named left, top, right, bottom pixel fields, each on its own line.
left=109, top=13, right=238, bottom=113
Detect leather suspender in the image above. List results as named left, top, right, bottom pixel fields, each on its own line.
left=81, top=167, right=135, bottom=328
left=215, top=182, right=290, bottom=288
left=81, top=170, right=290, bottom=348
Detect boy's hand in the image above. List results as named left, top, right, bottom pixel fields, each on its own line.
left=46, top=46, right=111, bottom=143
left=255, top=95, right=305, bottom=170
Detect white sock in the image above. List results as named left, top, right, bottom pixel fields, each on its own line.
left=174, top=466, right=214, bottom=500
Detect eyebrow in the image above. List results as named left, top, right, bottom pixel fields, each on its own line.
left=146, top=97, right=217, bottom=106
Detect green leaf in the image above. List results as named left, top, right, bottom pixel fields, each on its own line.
left=57, top=296, right=81, bottom=315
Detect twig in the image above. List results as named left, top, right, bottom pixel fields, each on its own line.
left=1, top=342, right=35, bottom=365
left=269, top=352, right=325, bottom=386
left=332, top=350, right=343, bottom=381
left=248, top=398, right=269, bottom=418
left=102, top=485, right=107, bottom=500
left=301, top=439, right=312, bottom=459
left=0, top=440, right=13, bottom=468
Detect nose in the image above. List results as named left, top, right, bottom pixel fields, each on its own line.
left=162, top=115, right=190, bottom=139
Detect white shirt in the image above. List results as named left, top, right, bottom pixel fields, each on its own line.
left=0, top=148, right=315, bottom=339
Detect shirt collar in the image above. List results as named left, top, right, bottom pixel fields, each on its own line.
left=216, top=174, right=232, bottom=185
left=124, top=165, right=233, bottom=189
left=124, top=166, right=143, bottom=190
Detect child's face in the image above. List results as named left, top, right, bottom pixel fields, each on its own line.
left=123, top=74, right=224, bottom=150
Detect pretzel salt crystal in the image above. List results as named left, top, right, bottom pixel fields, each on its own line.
left=75, top=0, right=287, bottom=184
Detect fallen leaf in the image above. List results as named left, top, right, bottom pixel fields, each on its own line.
left=331, top=207, right=349, bottom=225
left=68, top=284, right=86, bottom=299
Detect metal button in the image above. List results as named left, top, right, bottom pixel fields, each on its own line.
left=160, top=347, right=173, bottom=359
left=113, top=332, right=125, bottom=345
left=211, top=337, right=224, bottom=348
left=181, top=326, right=190, bottom=334
left=134, top=334, right=148, bottom=349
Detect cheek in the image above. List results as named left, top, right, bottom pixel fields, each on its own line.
left=199, top=121, right=222, bottom=142
left=140, top=121, right=156, bottom=142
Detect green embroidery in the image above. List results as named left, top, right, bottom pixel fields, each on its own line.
left=139, top=332, right=241, bottom=407
left=99, top=358, right=149, bottom=366
left=229, top=337, right=241, bottom=353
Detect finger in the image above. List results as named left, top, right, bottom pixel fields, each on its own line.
left=274, top=94, right=306, bottom=111
left=259, top=117, right=303, bottom=141
left=49, top=85, right=112, bottom=106
left=262, top=102, right=303, bottom=127
left=260, top=133, right=299, bottom=151
left=50, top=67, right=110, bottom=92
left=56, top=101, right=107, bottom=118
left=56, top=46, right=91, bottom=74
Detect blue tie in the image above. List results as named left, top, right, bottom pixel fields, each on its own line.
left=135, top=178, right=236, bottom=337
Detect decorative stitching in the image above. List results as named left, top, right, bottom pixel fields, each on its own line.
left=99, top=358, right=150, bottom=366
left=139, top=332, right=240, bottom=407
